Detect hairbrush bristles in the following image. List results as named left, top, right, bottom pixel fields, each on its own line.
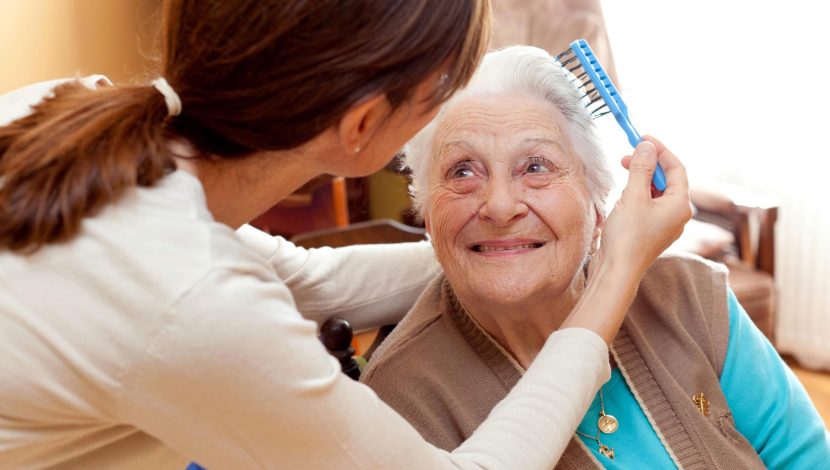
left=553, top=47, right=611, bottom=120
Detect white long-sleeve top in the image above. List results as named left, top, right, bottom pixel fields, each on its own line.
left=0, top=80, right=610, bottom=469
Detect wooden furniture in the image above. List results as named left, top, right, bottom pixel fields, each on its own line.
left=672, top=182, right=779, bottom=341
left=291, top=218, right=426, bottom=248
left=251, top=175, right=351, bottom=238
left=319, top=318, right=361, bottom=381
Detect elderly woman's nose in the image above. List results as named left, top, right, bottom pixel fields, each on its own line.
left=478, top=180, right=528, bottom=225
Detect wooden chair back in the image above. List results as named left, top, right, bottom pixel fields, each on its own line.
left=291, top=219, right=425, bottom=249
left=689, top=183, right=778, bottom=276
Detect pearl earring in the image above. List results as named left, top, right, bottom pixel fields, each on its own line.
left=354, top=146, right=361, bottom=154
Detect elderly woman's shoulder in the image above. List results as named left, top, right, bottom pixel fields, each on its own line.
left=645, top=251, right=728, bottom=286
left=634, top=252, right=731, bottom=319
left=633, top=252, right=730, bottom=329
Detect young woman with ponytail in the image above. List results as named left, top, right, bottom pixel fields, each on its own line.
left=0, top=1, right=692, bottom=468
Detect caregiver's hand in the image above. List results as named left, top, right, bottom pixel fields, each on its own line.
left=599, top=135, right=692, bottom=277
left=561, top=136, right=691, bottom=344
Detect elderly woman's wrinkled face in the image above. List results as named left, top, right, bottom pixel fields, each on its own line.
left=425, top=93, right=601, bottom=306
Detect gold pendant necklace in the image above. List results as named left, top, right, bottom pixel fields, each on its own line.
left=598, top=388, right=618, bottom=434
left=575, top=388, right=618, bottom=460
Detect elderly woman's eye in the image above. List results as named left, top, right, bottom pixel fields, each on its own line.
left=454, top=168, right=474, bottom=178
left=446, top=161, right=476, bottom=179
left=524, top=156, right=555, bottom=174
left=527, top=163, right=549, bottom=174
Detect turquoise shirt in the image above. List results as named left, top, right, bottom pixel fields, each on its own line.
left=575, top=290, right=830, bottom=468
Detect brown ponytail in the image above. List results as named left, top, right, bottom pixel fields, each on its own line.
left=0, top=83, right=175, bottom=252
left=0, top=0, right=490, bottom=253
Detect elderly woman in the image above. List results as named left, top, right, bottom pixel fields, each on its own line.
left=361, top=46, right=829, bottom=469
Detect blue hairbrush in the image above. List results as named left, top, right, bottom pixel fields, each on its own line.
left=554, top=39, right=667, bottom=191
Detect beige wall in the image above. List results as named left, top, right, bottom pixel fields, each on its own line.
left=0, top=0, right=159, bottom=94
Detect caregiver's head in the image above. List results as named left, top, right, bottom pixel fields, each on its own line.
left=0, top=0, right=490, bottom=253
left=159, top=0, right=489, bottom=158
left=405, top=46, right=613, bottom=330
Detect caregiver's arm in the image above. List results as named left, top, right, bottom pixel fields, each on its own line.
left=236, top=226, right=440, bottom=330
left=126, top=262, right=610, bottom=469
left=562, top=137, right=692, bottom=343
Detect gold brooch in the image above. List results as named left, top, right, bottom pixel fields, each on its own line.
left=692, top=392, right=710, bottom=416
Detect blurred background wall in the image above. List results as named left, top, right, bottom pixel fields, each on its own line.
left=0, top=0, right=158, bottom=93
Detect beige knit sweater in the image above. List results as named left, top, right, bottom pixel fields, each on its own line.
left=363, top=254, right=766, bottom=469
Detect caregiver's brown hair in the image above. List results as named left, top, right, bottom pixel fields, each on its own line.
left=0, top=0, right=490, bottom=253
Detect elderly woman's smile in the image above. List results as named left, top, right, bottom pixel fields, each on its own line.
left=469, top=240, right=545, bottom=254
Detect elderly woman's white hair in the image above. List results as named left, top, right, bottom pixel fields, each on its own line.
left=405, top=45, right=614, bottom=220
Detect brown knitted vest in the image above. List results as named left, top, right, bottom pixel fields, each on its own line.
left=362, top=254, right=765, bottom=469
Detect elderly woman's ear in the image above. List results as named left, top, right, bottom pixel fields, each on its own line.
left=590, top=207, right=605, bottom=255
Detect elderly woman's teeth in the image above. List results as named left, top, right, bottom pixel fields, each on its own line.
left=476, top=243, right=541, bottom=252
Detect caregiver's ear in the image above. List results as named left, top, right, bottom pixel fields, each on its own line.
left=337, top=94, right=389, bottom=153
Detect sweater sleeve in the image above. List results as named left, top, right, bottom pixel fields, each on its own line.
left=235, top=224, right=441, bottom=331
left=720, top=289, right=830, bottom=468
left=124, top=261, right=610, bottom=469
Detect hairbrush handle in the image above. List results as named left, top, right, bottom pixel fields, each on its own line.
left=615, top=109, right=667, bottom=192
left=570, top=39, right=667, bottom=191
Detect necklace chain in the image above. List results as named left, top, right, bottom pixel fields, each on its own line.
left=575, top=388, right=618, bottom=460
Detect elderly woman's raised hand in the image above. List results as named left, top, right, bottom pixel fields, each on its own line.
left=598, top=136, right=692, bottom=278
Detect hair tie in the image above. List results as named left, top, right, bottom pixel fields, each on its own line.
left=151, top=77, right=182, bottom=117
